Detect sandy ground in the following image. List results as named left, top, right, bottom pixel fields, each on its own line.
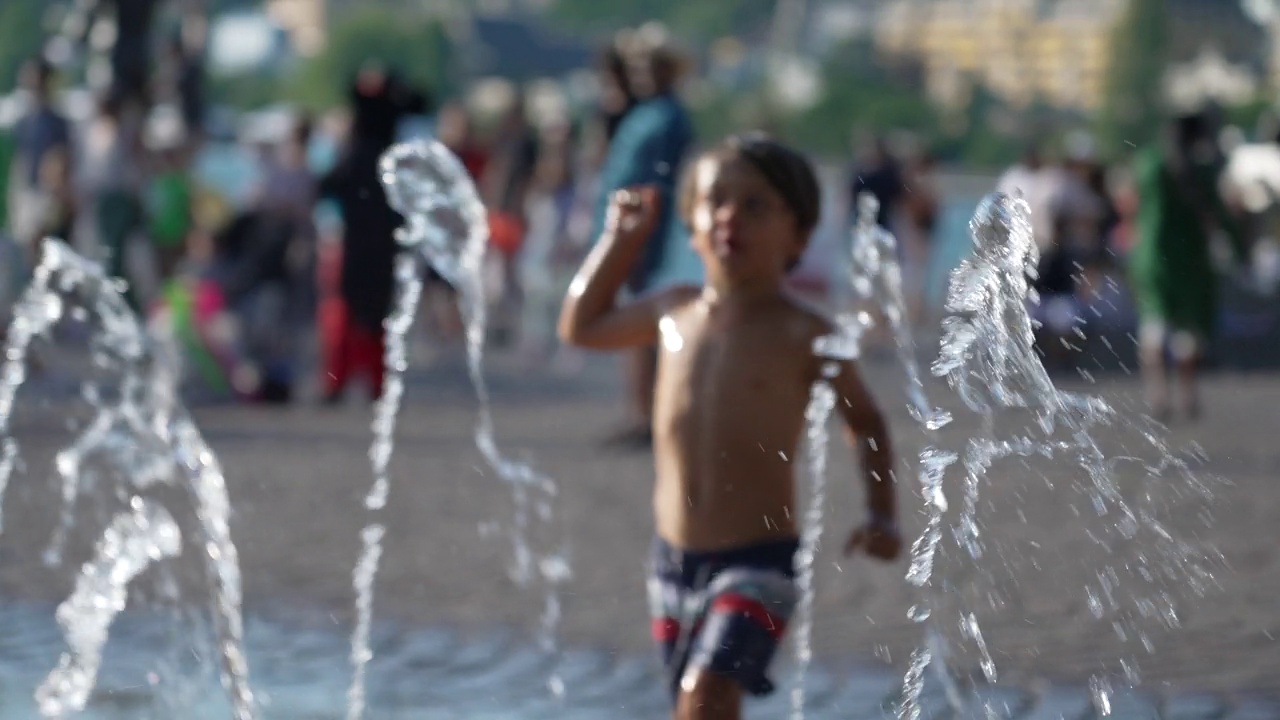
left=1, top=346, right=1278, bottom=700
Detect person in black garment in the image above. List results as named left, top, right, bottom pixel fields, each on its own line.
left=318, top=64, right=428, bottom=403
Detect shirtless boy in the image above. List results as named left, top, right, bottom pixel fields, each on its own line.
left=559, top=134, right=901, bottom=719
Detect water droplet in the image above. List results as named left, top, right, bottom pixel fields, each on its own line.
left=1090, top=675, right=1113, bottom=716
left=547, top=673, right=565, bottom=697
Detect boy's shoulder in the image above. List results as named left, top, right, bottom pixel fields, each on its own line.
left=763, top=292, right=838, bottom=355
left=780, top=291, right=837, bottom=335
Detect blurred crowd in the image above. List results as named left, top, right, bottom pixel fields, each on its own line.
left=0, top=23, right=696, bottom=431
left=1, top=16, right=1278, bottom=428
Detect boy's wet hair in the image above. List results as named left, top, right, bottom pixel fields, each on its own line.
left=679, top=133, right=821, bottom=271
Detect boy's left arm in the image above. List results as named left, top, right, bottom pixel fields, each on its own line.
left=827, top=357, right=901, bottom=562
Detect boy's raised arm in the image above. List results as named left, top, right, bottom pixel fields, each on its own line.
left=558, top=186, right=692, bottom=350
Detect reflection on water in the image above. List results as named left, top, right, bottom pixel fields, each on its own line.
left=0, top=599, right=925, bottom=720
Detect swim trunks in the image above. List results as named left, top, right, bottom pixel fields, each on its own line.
left=647, top=536, right=799, bottom=701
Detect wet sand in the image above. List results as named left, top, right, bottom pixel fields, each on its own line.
left=1, top=349, right=1278, bottom=698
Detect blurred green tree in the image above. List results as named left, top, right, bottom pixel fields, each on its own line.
left=288, top=5, right=450, bottom=110
left=1097, top=0, right=1170, bottom=155
left=0, top=0, right=46, bottom=93
left=548, top=0, right=775, bottom=40
left=774, top=38, right=939, bottom=158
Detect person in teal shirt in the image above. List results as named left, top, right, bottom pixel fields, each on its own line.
left=591, top=28, right=695, bottom=447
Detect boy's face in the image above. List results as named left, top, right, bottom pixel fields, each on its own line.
left=688, top=155, right=806, bottom=287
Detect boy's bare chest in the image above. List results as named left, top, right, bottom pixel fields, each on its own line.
left=656, top=314, right=809, bottom=401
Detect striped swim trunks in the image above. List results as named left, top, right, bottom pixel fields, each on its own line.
left=647, top=536, right=800, bottom=701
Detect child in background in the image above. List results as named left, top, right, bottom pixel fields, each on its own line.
left=559, top=134, right=901, bottom=719
left=146, top=142, right=194, bottom=283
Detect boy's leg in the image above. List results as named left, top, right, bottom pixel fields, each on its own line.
left=676, top=670, right=742, bottom=720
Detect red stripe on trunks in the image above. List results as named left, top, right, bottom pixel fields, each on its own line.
left=711, top=593, right=787, bottom=639
left=652, top=617, right=680, bottom=642
left=652, top=617, right=708, bottom=643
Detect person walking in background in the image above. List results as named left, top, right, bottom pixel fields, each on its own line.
left=599, top=40, right=639, bottom=145
left=319, top=64, right=427, bottom=404
left=145, top=130, right=195, bottom=285
left=0, top=123, right=15, bottom=340
left=7, top=57, right=74, bottom=270
left=593, top=24, right=695, bottom=449
left=241, top=114, right=319, bottom=402
left=480, top=93, right=540, bottom=347
left=849, top=134, right=903, bottom=231
left=516, top=117, right=578, bottom=368
left=896, top=147, right=939, bottom=330
left=436, top=102, right=487, bottom=183
left=1130, top=112, right=1248, bottom=421
left=77, top=93, right=146, bottom=308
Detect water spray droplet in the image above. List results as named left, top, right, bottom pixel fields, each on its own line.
left=1090, top=675, right=1113, bottom=716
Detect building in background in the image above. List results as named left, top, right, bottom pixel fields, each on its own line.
left=869, top=0, right=1267, bottom=112
left=874, top=0, right=1122, bottom=111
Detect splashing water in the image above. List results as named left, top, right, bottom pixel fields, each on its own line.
left=788, top=365, right=838, bottom=719
left=923, top=193, right=1219, bottom=713
left=35, top=496, right=182, bottom=716
left=794, top=194, right=958, bottom=719
left=831, top=195, right=964, bottom=720
left=344, top=140, right=570, bottom=719
left=0, top=240, right=256, bottom=719
left=346, top=250, right=423, bottom=720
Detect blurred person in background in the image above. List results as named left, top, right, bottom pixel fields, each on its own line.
left=144, top=128, right=194, bottom=284
left=1032, top=134, right=1109, bottom=370
left=1130, top=112, right=1248, bottom=421
left=436, top=101, right=487, bottom=182
left=420, top=101, right=481, bottom=346
left=591, top=24, right=694, bottom=449
left=599, top=40, right=639, bottom=146
left=77, top=93, right=146, bottom=308
left=545, top=41, right=642, bottom=379
left=517, top=117, right=579, bottom=368
left=319, top=63, right=427, bottom=404
left=0, top=125, right=15, bottom=340
left=849, top=133, right=903, bottom=231
left=997, top=142, right=1063, bottom=252
left=896, top=147, right=939, bottom=329
left=7, top=57, right=74, bottom=270
left=241, top=114, right=320, bottom=401
left=153, top=32, right=207, bottom=151
left=90, top=0, right=161, bottom=114
left=481, top=93, right=539, bottom=347
left=997, top=141, right=1077, bottom=366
